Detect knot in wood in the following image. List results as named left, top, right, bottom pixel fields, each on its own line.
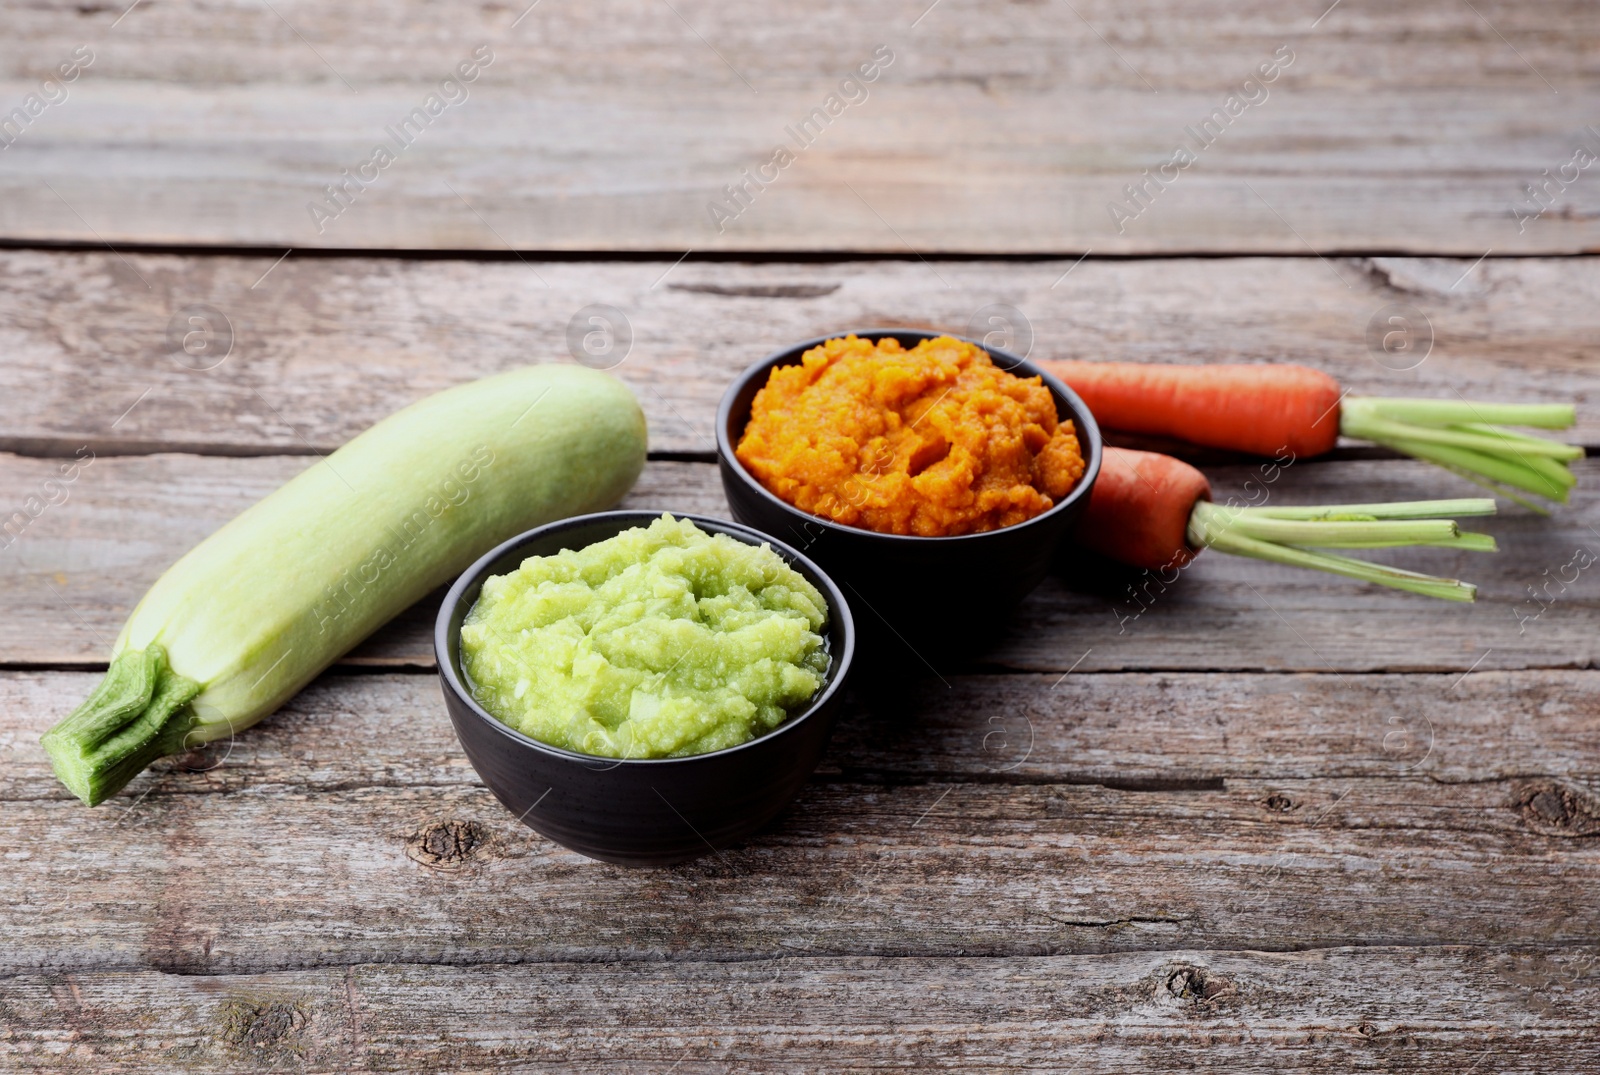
left=406, top=819, right=489, bottom=868
left=1513, top=780, right=1600, bottom=838
left=220, top=998, right=308, bottom=1058
left=1165, top=965, right=1236, bottom=1007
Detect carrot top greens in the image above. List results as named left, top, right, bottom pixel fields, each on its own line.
left=1342, top=398, right=1580, bottom=510
left=1188, top=497, right=1498, bottom=602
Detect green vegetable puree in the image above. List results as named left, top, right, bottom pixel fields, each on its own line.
left=461, top=514, right=830, bottom=758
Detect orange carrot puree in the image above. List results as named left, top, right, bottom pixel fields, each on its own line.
left=736, top=335, right=1086, bottom=536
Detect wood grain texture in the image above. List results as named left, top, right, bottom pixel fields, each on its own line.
left=1, top=1, right=1597, bottom=251
left=5, top=768, right=1599, bottom=973
left=9, top=764, right=1600, bottom=973
left=5, top=672, right=1600, bottom=973
left=2, top=948, right=1597, bottom=1073
left=4, top=452, right=1596, bottom=672
left=8, top=669, right=1600, bottom=800
left=2, top=251, right=1598, bottom=456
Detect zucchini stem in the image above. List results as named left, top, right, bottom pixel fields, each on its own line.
left=1341, top=397, right=1581, bottom=503
left=1187, top=498, right=1495, bottom=602
left=40, top=646, right=201, bottom=806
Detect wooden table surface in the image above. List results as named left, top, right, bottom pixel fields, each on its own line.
left=3, top=2, right=1599, bottom=1072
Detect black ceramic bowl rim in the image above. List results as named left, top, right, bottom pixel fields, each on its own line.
left=715, top=328, right=1104, bottom=544
left=434, top=509, right=856, bottom=767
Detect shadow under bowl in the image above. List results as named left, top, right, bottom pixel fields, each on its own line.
left=715, top=329, right=1102, bottom=665
left=435, top=510, right=856, bottom=867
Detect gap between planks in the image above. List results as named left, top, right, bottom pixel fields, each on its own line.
left=8, top=661, right=1599, bottom=675
left=3, top=942, right=1598, bottom=981
left=12, top=442, right=1594, bottom=461
left=10, top=242, right=1600, bottom=262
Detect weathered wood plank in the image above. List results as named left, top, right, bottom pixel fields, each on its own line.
left=4, top=453, right=1596, bottom=672
left=1, top=1, right=1597, bottom=251
left=5, top=675, right=1599, bottom=971
left=4, top=771, right=1598, bottom=974
left=2, top=948, right=1597, bottom=1073
left=7, top=669, right=1600, bottom=800
left=2, top=252, right=1598, bottom=456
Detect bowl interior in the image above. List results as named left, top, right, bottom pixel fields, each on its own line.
left=716, top=328, right=1103, bottom=541
left=435, top=510, right=855, bottom=763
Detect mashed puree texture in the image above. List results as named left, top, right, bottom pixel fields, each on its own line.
left=736, top=335, right=1087, bottom=536
left=461, top=515, right=829, bottom=759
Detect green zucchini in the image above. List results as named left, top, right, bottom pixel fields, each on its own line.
left=42, top=365, right=647, bottom=805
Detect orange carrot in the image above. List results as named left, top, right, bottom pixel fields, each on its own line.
left=1041, top=361, right=1343, bottom=458
left=1077, top=447, right=1210, bottom=570
left=1076, top=447, right=1496, bottom=601
left=1040, top=359, right=1579, bottom=505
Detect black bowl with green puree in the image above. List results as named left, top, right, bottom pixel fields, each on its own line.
left=435, top=510, right=855, bottom=867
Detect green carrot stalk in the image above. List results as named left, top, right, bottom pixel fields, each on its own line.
left=1188, top=499, right=1496, bottom=602
left=1340, top=397, right=1581, bottom=504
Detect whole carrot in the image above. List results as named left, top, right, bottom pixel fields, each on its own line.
left=1076, top=447, right=1497, bottom=601
left=1043, top=360, right=1580, bottom=508
left=1055, top=362, right=1342, bottom=457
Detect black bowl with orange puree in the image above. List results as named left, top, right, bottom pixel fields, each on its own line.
left=715, top=329, right=1102, bottom=667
